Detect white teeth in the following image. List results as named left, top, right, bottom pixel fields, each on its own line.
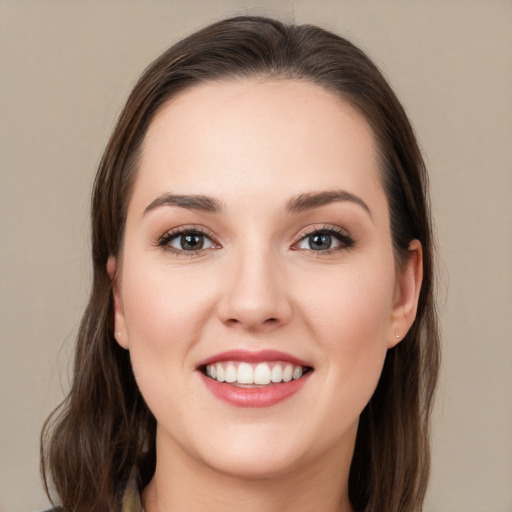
left=253, top=363, right=271, bottom=385
left=237, top=363, right=253, bottom=384
left=270, top=364, right=283, bottom=383
left=216, top=363, right=225, bottom=382
left=205, top=361, right=308, bottom=385
left=292, top=366, right=303, bottom=380
left=225, top=364, right=237, bottom=383
left=282, top=364, right=293, bottom=382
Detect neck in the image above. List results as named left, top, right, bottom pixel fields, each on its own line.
left=143, top=426, right=356, bottom=512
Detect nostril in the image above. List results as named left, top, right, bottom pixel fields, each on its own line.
left=225, top=317, right=278, bottom=325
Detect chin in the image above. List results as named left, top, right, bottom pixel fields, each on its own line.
left=202, top=445, right=307, bottom=481
left=187, top=419, right=344, bottom=481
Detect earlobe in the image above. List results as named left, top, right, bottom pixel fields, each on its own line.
left=107, top=255, right=129, bottom=350
left=388, top=240, right=423, bottom=348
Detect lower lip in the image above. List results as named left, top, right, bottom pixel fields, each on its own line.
left=199, top=372, right=312, bottom=408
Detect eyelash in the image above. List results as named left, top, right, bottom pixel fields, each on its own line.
left=156, top=226, right=218, bottom=257
left=292, top=225, right=355, bottom=255
left=156, top=224, right=355, bottom=257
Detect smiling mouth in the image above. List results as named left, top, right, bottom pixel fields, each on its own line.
left=200, top=361, right=313, bottom=387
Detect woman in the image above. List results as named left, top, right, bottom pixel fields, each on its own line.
left=41, top=15, right=440, bottom=512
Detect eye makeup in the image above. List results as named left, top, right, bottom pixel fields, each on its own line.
left=154, top=222, right=356, bottom=259
left=292, top=224, right=356, bottom=255
left=155, top=225, right=220, bottom=257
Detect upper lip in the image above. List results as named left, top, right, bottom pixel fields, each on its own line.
left=196, top=349, right=313, bottom=369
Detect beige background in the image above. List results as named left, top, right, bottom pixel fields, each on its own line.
left=1, top=1, right=511, bottom=511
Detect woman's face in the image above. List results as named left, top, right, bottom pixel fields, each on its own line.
left=110, top=79, right=421, bottom=479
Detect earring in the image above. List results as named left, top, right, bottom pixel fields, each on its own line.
left=394, top=331, right=401, bottom=339
left=117, top=332, right=122, bottom=336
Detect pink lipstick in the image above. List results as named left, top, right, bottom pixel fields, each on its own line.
left=197, top=349, right=313, bottom=408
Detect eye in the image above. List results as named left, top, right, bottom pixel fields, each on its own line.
left=157, top=227, right=218, bottom=255
left=169, top=232, right=212, bottom=251
left=294, top=227, right=355, bottom=253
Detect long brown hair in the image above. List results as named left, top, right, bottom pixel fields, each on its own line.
left=41, top=16, right=440, bottom=512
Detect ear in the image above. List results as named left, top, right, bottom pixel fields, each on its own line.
left=107, top=255, right=129, bottom=349
left=388, top=239, right=423, bottom=348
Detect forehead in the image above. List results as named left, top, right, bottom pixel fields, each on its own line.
left=133, top=78, right=384, bottom=213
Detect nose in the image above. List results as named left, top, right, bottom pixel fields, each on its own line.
left=217, top=247, right=293, bottom=332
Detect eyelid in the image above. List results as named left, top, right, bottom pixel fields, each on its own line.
left=154, top=223, right=354, bottom=256
left=156, top=224, right=221, bottom=256
left=291, top=224, right=355, bottom=253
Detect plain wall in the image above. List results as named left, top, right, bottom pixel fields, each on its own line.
left=1, top=1, right=511, bottom=511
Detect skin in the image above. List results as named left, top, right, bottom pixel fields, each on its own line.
left=108, top=79, right=422, bottom=512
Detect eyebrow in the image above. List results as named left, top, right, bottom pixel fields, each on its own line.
left=142, top=189, right=371, bottom=218
left=143, top=194, right=224, bottom=215
left=286, top=190, right=372, bottom=218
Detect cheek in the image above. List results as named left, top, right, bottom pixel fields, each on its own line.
left=118, top=259, right=214, bottom=425
left=296, top=258, right=395, bottom=342
left=121, top=258, right=214, bottom=353
left=294, top=258, right=395, bottom=405
left=118, top=259, right=220, bottom=423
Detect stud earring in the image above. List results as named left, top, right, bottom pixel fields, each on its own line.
left=394, top=331, right=401, bottom=339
